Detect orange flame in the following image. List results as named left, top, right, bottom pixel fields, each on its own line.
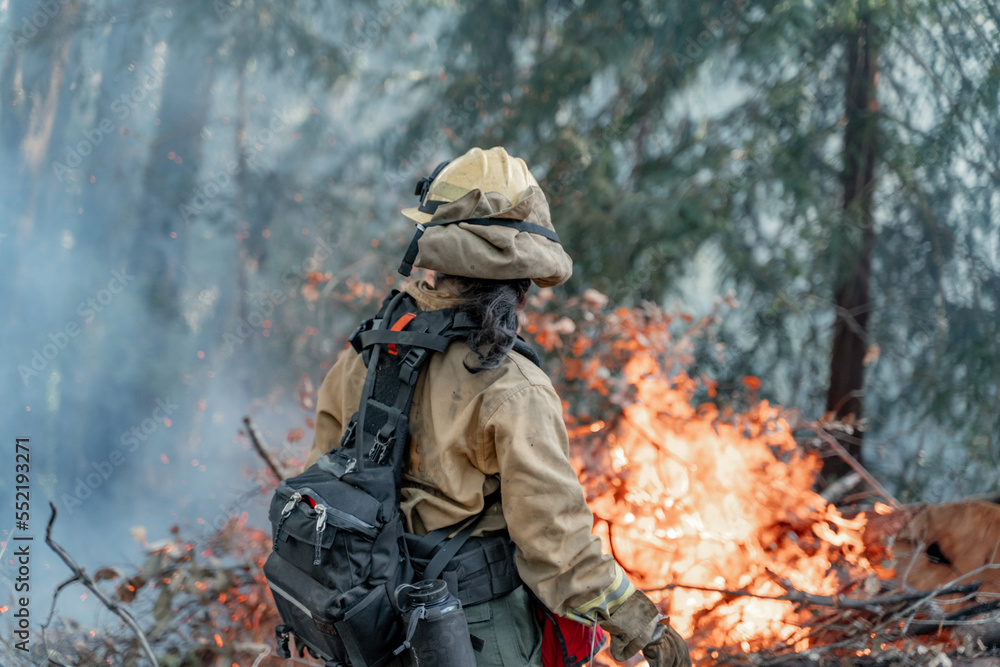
left=578, top=354, right=873, bottom=657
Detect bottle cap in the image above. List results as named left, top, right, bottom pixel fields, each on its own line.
left=406, top=579, right=450, bottom=605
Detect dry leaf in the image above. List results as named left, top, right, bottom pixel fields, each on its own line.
left=93, top=567, right=120, bottom=582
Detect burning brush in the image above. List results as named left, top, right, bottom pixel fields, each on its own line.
left=545, top=327, right=1000, bottom=665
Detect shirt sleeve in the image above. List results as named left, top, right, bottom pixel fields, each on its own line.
left=480, top=381, right=636, bottom=623
left=305, top=347, right=363, bottom=469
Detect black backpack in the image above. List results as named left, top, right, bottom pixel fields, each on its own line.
left=263, top=290, right=536, bottom=666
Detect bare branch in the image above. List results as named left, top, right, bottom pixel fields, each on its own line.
left=641, top=579, right=981, bottom=613
left=243, top=416, right=286, bottom=481
left=41, top=575, right=82, bottom=629
left=812, top=428, right=901, bottom=508
left=44, top=503, right=159, bottom=666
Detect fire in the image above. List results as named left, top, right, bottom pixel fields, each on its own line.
left=577, top=353, right=873, bottom=658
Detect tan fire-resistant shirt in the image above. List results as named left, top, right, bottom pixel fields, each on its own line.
left=305, top=280, right=635, bottom=622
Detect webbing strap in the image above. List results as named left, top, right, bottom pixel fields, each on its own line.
left=343, top=294, right=541, bottom=471
left=422, top=490, right=501, bottom=581
left=415, top=485, right=502, bottom=554
left=355, top=329, right=454, bottom=352
left=398, top=225, right=426, bottom=277
left=386, top=311, right=417, bottom=356
left=372, top=344, right=428, bottom=463
left=452, top=311, right=477, bottom=330
left=423, top=520, right=479, bottom=582
left=352, top=290, right=408, bottom=468
left=446, top=217, right=561, bottom=243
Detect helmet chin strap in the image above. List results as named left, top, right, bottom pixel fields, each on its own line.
left=400, top=159, right=451, bottom=277
left=398, top=222, right=427, bottom=277
left=414, top=159, right=452, bottom=214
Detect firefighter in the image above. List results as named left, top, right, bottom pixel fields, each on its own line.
left=305, top=147, right=690, bottom=667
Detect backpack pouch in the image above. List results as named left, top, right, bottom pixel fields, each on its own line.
left=264, top=551, right=351, bottom=664
left=270, top=478, right=384, bottom=590
left=335, top=584, right=406, bottom=667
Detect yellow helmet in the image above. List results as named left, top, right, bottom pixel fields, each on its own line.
left=401, top=147, right=539, bottom=224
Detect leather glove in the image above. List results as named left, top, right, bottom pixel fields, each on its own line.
left=600, top=590, right=660, bottom=662
left=642, top=618, right=691, bottom=667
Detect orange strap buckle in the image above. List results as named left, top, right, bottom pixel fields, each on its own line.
left=387, top=312, right=417, bottom=355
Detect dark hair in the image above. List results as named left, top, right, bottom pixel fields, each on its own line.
left=436, top=273, right=531, bottom=372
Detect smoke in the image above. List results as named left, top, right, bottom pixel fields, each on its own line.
left=0, top=14, right=400, bottom=638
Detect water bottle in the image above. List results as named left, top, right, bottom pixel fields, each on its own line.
left=394, top=579, right=476, bottom=666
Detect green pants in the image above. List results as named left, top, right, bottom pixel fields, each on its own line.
left=386, top=585, right=543, bottom=667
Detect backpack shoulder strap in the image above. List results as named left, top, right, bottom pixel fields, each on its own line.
left=340, top=292, right=466, bottom=470
left=512, top=336, right=541, bottom=367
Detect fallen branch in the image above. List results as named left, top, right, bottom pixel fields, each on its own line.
left=41, top=574, right=85, bottom=629
left=938, top=598, right=1000, bottom=624
left=770, top=574, right=982, bottom=612
left=896, top=560, right=1000, bottom=637
left=812, top=428, right=900, bottom=509
left=45, top=503, right=159, bottom=666
left=895, top=599, right=1000, bottom=646
left=642, top=580, right=982, bottom=612
left=243, top=416, right=285, bottom=481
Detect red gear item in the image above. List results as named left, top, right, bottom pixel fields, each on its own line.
left=534, top=599, right=607, bottom=667
left=387, top=311, right=417, bottom=355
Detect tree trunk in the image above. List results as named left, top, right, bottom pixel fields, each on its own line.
left=79, top=9, right=150, bottom=256
left=122, top=6, right=217, bottom=426
left=235, top=59, right=250, bottom=323
left=3, top=0, right=82, bottom=241
left=823, top=4, right=879, bottom=479
left=129, top=33, right=216, bottom=321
